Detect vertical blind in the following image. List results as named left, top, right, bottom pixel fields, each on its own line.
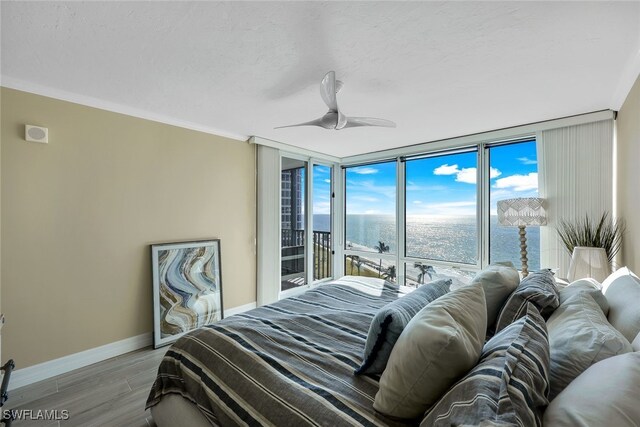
left=256, top=145, right=281, bottom=306
left=537, top=119, right=614, bottom=278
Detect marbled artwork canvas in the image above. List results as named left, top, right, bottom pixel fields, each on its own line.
left=152, top=239, right=223, bottom=348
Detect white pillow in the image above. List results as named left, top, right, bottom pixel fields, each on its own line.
left=601, top=267, right=639, bottom=293
left=544, top=353, right=640, bottom=427
left=374, top=283, right=487, bottom=419
left=603, top=268, right=640, bottom=342
left=546, top=292, right=632, bottom=400
left=559, top=278, right=608, bottom=315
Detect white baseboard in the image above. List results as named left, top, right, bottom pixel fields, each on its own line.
left=9, top=332, right=152, bottom=391
left=224, top=301, right=257, bottom=317
left=9, top=301, right=257, bottom=390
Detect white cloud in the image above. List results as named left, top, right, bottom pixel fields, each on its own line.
left=324, top=179, right=331, bottom=183
left=413, top=200, right=422, bottom=204
left=351, top=167, right=378, bottom=175
left=433, top=164, right=459, bottom=175
left=455, top=168, right=478, bottom=184
left=494, top=173, right=538, bottom=191
left=518, top=157, right=538, bottom=165
left=433, top=164, right=501, bottom=184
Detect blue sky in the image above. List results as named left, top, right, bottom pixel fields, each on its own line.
left=312, top=165, right=332, bottom=214
left=343, top=140, right=539, bottom=216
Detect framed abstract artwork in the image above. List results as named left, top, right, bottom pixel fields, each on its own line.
left=151, top=239, right=223, bottom=348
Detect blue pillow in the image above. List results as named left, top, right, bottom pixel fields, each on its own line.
left=355, top=279, right=451, bottom=375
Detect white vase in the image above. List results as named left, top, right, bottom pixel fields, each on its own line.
left=567, top=246, right=610, bottom=283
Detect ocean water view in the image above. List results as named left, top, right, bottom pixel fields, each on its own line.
left=313, top=214, right=540, bottom=272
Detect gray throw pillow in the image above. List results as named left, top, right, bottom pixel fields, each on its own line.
left=374, top=283, right=487, bottom=419
left=494, top=269, right=559, bottom=333
left=547, top=292, right=633, bottom=400
left=559, top=278, right=609, bottom=315
left=421, top=303, right=550, bottom=427
left=544, top=353, right=640, bottom=427
left=355, top=279, right=451, bottom=375
left=470, top=262, right=520, bottom=332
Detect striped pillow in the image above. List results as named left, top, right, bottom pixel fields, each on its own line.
left=355, top=279, right=451, bottom=375
left=494, top=269, right=559, bottom=333
left=421, top=303, right=550, bottom=427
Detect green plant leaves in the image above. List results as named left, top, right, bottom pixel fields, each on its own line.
left=556, top=212, right=625, bottom=262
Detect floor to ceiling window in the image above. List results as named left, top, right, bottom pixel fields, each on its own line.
left=403, top=149, right=479, bottom=286
left=344, top=161, right=397, bottom=282
left=488, top=140, right=540, bottom=270
left=405, top=150, right=479, bottom=264
left=341, top=138, right=540, bottom=287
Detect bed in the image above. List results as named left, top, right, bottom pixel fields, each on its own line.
left=146, top=276, right=416, bottom=426
left=148, top=268, right=640, bottom=426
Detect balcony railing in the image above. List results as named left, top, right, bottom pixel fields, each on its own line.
left=281, top=230, right=331, bottom=282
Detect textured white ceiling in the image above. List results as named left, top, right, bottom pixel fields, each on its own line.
left=2, top=2, right=639, bottom=157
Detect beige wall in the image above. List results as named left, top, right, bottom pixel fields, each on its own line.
left=1, top=88, right=256, bottom=368
left=617, top=74, right=640, bottom=273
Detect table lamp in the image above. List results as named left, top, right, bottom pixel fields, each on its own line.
left=497, top=197, right=547, bottom=277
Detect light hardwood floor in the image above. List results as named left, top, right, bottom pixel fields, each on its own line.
left=7, top=346, right=167, bottom=427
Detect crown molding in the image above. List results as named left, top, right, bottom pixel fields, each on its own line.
left=0, top=75, right=249, bottom=143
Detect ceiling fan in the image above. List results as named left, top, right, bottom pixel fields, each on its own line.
left=275, top=71, right=396, bottom=130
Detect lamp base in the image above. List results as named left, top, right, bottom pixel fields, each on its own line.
left=519, top=225, right=529, bottom=277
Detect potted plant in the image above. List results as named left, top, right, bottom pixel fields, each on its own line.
left=556, top=212, right=625, bottom=281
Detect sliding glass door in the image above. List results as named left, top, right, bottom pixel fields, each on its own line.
left=280, top=156, right=335, bottom=294
left=281, top=157, right=307, bottom=291
left=312, top=164, right=333, bottom=281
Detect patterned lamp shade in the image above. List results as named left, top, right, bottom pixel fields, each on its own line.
left=497, top=198, right=547, bottom=227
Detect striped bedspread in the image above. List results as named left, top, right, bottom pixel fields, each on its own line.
left=146, top=276, right=418, bottom=426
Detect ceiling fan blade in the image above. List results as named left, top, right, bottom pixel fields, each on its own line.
left=336, top=110, right=348, bottom=130
left=274, top=117, right=332, bottom=129
left=320, top=71, right=339, bottom=112
left=343, top=117, right=396, bottom=128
